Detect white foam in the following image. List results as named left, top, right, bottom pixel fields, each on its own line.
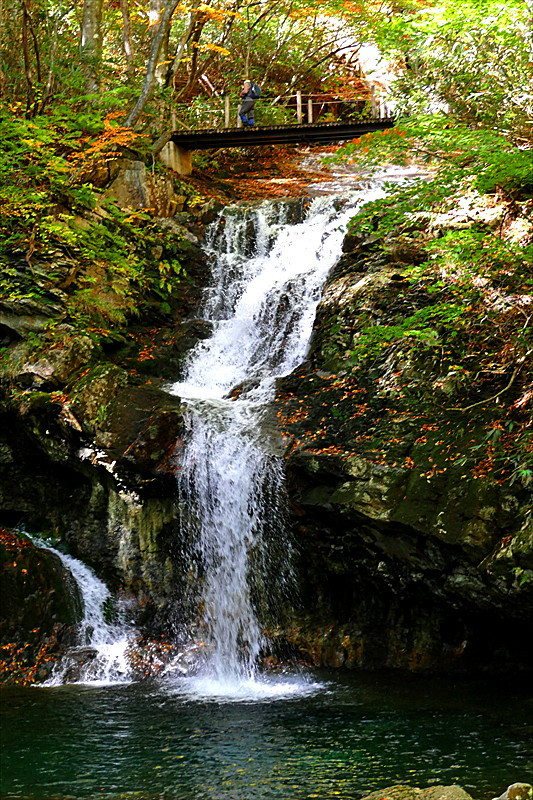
left=164, top=672, right=325, bottom=703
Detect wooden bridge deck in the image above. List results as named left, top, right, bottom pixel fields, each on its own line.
left=170, top=118, right=395, bottom=150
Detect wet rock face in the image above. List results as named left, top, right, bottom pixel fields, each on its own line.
left=277, top=438, right=532, bottom=670
left=128, top=319, right=214, bottom=383
left=0, top=376, right=188, bottom=595
left=279, top=500, right=532, bottom=672
left=0, top=530, right=81, bottom=632
left=0, top=529, right=81, bottom=684
left=275, top=211, right=533, bottom=674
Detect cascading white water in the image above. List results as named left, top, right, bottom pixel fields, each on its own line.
left=33, top=540, right=135, bottom=686
left=168, top=187, right=388, bottom=692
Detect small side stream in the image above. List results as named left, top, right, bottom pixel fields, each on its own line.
left=33, top=539, right=135, bottom=686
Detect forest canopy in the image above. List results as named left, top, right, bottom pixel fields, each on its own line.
left=1, top=0, right=530, bottom=134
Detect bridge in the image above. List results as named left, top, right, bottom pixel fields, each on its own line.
left=160, top=117, right=395, bottom=175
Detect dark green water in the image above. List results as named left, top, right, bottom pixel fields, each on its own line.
left=1, top=671, right=531, bottom=800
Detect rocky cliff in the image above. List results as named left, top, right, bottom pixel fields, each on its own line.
left=275, top=185, right=532, bottom=672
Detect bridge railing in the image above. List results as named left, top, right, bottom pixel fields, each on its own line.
left=167, top=91, right=393, bottom=132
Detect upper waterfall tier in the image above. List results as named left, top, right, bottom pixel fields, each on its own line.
left=168, top=191, right=386, bottom=405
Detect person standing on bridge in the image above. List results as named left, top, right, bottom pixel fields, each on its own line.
left=238, top=79, right=259, bottom=127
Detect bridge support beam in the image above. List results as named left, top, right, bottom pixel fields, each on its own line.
left=170, top=118, right=396, bottom=152
left=159, top=141, right=193, bottom=176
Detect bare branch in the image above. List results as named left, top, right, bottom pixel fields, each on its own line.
left=165, top=0, right=201, bottom=86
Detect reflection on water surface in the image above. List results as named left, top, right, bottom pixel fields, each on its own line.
left=1, top=671, right=531, bottom=800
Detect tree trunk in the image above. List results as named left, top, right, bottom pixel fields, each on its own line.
left=124, top=0, right=181, bottom=127
left=150, top=0, right=170, bottom=84
left=182, top=10, right=238, bottom=97
left=37, top=13, right=61, bottom=114
left=21, top=0, right=44, bottom=115
left=120, top=0, right=135, bottom=76
left=21, top=0, right=34, bottom=114
left=80, top=0, right=103, bottom=94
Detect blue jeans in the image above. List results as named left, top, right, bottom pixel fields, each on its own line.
left=239, top=99, right=255, bottom=126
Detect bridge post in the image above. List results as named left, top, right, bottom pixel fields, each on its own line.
left=370, top=86, right=378, bottom=118
left=296, top=91, right=303, bottom=125
left=224, top=95, right=230, bottom=128
left=159, top=141, right=193, bottom=176
left=307, top=98, right=313, bottom=123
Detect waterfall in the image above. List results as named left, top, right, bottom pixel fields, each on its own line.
left=33, top=539, right=135, bottom=686
left=168, top=188, right=387, bottom=690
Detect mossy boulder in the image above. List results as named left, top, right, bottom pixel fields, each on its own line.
left=358, top=784, right=532, bottom=800
left=493, top=785, right=533, bottom=800
left=68, top=362, right=129, bottom=432
left=100, top=159, right=186, bottom=217
left=96, top=385, right=185, bottom=479
left=14, top=333, right=95, bottom=389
